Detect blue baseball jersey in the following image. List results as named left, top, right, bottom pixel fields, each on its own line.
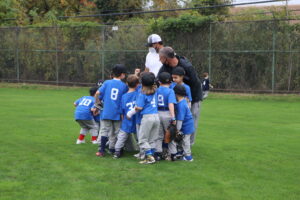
left=99, top=79, right=128, bottom=120
left=74, top=96, right=95, bottom=120
left=170, top=82, right=193, bottom=102
left=93, top=113, right=100, bottom=122
left=120, top=91, right=138, bottom=133
left=135, top=86, right=143, bottom=125
left=136, top=92, right=158, bottom=115
left=176, top=99, right=194, bottom=134
left=157, top=86, right=177, bottom=109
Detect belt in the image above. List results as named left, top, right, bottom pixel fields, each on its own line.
left=158, top=107, right=169, bottom=111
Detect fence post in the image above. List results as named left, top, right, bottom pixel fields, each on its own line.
left=208, top=22, right=212, bottom=81
left=15, top=27, right=20, bottom=82
left=55, top=25, right=59, bottom=85
left=271, top=22, right=276, bottom=93
left=101, top=26, right=105, bottom=80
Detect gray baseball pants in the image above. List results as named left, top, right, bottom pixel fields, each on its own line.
left=99, top=120, right=121, bottom=150
left=169, top=134, right=192, bottom=156
left=76, top=120, right=98, bottom=136
left=156, top=111, right=172, bottom=153
left=138, top=114, right=160, bottom=152
left=190, top=101, right=202, bottom=145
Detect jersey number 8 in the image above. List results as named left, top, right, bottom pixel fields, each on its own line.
left=111, top=88, right=119, bottom=100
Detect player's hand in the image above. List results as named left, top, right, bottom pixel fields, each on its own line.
left=170, top=117, right=176, bottom=125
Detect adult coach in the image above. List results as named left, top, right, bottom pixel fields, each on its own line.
left=145, top=34, right=164, bottom=77
left=157, top=47, right=203, bottom=145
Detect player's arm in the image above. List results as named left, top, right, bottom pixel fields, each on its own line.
left=168, top=103, right=176, bottom=124
left=176, top=120, right=183, bottom=131
left=95, top=91, right=101, bottom=105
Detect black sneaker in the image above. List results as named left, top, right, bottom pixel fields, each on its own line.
left=113, top=151, right=121, bottom=159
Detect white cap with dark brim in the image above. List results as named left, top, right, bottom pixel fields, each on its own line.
left=145, top=34, right=162, bottom=47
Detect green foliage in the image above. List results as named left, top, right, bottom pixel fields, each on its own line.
left=190, top=0, right=231, bottom=16
left=0, top=0, right=20, bottom=26
left=149, top=13, right=215, bottom=39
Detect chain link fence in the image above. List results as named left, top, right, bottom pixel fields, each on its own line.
left=0, top=19, right=299, bottom=93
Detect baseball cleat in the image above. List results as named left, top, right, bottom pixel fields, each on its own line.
left=139, top=155, right=156, bottom=164
left=183, top=155, right=193, bottom=162
left=96, top=152, right=104, bottom=157
left=76, top=139, right=85, bottom=144
left=91, top=140, right=99, bottom=144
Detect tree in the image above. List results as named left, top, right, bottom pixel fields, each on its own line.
left=94, top=0, right=145, bottom=23
left=189, top=0, right=231, bottom=16
left=0, top=0, right=21, bottom=26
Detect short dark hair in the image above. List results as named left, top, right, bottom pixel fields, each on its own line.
left=141, top=72, right=155, bottom=86
left=127, top=74, right=139, bottom=88
left=89, top=87, right=98, bottom=96
left=173, top=84, right=187, bottom=97
left=172, top=67, right=185, bottom=76
left=158, top=72, right=171, bottom=84
left=112, top=64, right=127, bottom=77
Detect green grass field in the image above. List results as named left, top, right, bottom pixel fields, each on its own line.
left=0, top=83, right=299, bottom=200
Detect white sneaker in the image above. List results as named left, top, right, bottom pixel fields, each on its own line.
left=76, top=139, right=85, bottom=144
left=91, top=140, right=99, bottom=144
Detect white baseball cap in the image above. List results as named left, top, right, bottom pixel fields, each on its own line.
left=146, top=34, right=162, bottom=47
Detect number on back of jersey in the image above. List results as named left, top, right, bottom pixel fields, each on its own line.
left=151, top=96, right=157, bottom=108
left=158, top=94, right=164, bottom=106
left=111, top=88, right=119, bottom=100
left=79, top=98, right=92, bottom=106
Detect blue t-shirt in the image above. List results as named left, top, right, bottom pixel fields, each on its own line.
left=136, top=92, right=158, bottom=115
left=170, top=82, right=192, bottom=102
left=157, top=86, right=177, bottom=109
left=176, top=99, right=194, bottom=135
left=135, top=86, right=143, bottom=125
left=99, top=79, right=128, bottom=120
left=93, top=113, right=100, bottom=122
left=74, top=96, right=95, bottom=120
left=120, top=91, right=138, bottom=134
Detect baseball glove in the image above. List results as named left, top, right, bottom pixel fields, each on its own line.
left=174, top=131, right=184, bottom=143
left=94, top=101, right=103, bottom=110
left=164, top=124, right=178, bottom=143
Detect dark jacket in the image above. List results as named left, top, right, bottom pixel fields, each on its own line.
left=158, top=55, right=203, bottom=102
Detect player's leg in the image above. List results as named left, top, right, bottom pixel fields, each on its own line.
left=134, top=124, right=144, bottom=159
left=86, top=120, right=99, bottom=144
left=76, top=120, right=88, bottom=144
left=114, top=130, right=129, bottom=158
left=168, top=140, right=177, bottom=161
left=138, top=115, right=155, bottom=164
left=182, top=134, right=193, bottom=161
left=97, top=120, right=112, bottom=156
left=108, top=120, right=121, bottom=153
left=190, top=101, right=202, bottom=145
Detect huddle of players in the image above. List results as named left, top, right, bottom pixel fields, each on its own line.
left=74, top=64, right=195, bottom=164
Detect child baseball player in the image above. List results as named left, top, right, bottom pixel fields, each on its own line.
left=170, top=67, right=192, bottom=106
left=127, top=72, right=160, bottom=164
left=95, top=64, right=128, bottom=157
left=155, top=72, right=176, bottom=161
left=74, top=87, right=99, bottom=144
left=113, top=75, right=139, bottom=158
left=169, top=84, right=195, bottom=161
left=202, top=72, right=213, bottom=99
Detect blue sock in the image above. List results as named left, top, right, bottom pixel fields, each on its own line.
left=145, top=150, right=152, bottom=156
left=100, top=136, right=108, bottom=153
left=162, top=142, right=168, bottom=149
left=151, top=148, right=156, bottom=155
left=109, top=149, right=115, bottom=153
